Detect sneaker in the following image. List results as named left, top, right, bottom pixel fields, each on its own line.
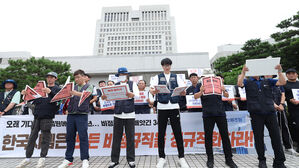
left=36, top=158, right=45, bottom=168
left=225, top=160, right=238, bottom=168
left=16, top=159, right=31, bottom=168
left=82, top=160, right=89, bottom=168
left=206, top=159, right=214, bottom=168
left=258, top=160, right=267, bottom=168
left=108, top=162, right=119, bottom=168
left=128, top=161, right=136, bottom=168
left=57, top=159, right=73, bottom=168
left=178, top=158, right=190, bottom=168
left=156, top=158, right=166, bottom=168
left=285, top=148, right=299, bottom=156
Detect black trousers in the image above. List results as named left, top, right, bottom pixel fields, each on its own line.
left=294, top=116, right=299, bottom=144
left=250, top=113, right=285, bottom=165
left=26, top=118, right=53, bottom=158
left=111, top=117, right=135, bottom=162
left=289, top=110, right=299, bottom=144
left=203, top=116, right=233, bottom=161
left=277, top=109, right=293, bottom=149
left=158, top=109, right=184, bottom=158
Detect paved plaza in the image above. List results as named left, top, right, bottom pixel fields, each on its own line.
left=1, top=154, right=299, bottom=168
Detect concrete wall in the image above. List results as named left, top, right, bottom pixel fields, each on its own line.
left=47, top=52, right=211, bottom=87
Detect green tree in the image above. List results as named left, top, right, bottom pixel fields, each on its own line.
left=0, top=57, right=72, bottom=91
left=213, top=39, right=274, bottom=75
left=212, top=11, right=299, bottom=84
left=271, top=11, right=299, bottom=70
left=213, top=39, right=274, bottom=85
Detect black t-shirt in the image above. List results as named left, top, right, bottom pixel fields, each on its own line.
left=283, top=81, right=299, bottom=114
left=199, top=83, right=225, bottom=117
left=33, top=85, right=61, bottom=119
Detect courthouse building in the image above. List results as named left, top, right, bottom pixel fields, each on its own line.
left=0, top=5, right=211, bottom=86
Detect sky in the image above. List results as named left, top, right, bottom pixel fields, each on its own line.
left=0, top=0, right=298, bottom=59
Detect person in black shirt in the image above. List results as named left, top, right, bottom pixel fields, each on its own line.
left=194, top=77, right=238, bottom=168
left=186, top=73, right=202, bottom=112
left=238, top=65, right=286, bottom=168
left=17, top=72, right=61, bottom=168
left=264, top=75, right=299, bottom=156
left=283, top=68, right=299, bottom=153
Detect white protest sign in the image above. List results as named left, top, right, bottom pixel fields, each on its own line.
left=188, top=68, right=202, bottom=77
left=292, top=89, right=299, bottom=101
left=134, top=91, right=149, bottom=105
left=222, top=85, right=235, bottom=101
left=65, top=76, right=71, bottom=84
left=108, top=74, right=119, bottom=83
left=238, top=87, right=246, bottom=101
left=100, top=85, right=130, bottom=101
left=186, top=95, right=202, bottom=109
left=150, top=76, right=155, bottom=84
left=154, top=85, right=170, bottom=94
left=245, top=57, right=281, bottom=77
left=99, top=98, right=115, bottom=111
left=129, top=76, right=143, bottom=84
left=171, top=86, right=187, bottom=97
left=186, top=80, right=192, bottom=87
left=177, top=74, right=186, bottom=83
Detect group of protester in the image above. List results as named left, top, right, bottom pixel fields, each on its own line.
left=0, top=57, right=298, bottom=168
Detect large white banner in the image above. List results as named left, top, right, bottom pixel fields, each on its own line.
left=0, top=112, right=254, bottom=157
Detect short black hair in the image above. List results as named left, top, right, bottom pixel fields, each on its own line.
left=74, top=69, right=85, bottom=76
left=161, top=58, right=172, bottom=66
left=85, top=73, right=91, bottom=78
left=189, top=73, right=198, bottom=78
left=138, top=80, right=146, bottom=85
left=99, top=80, right=105, bottom=84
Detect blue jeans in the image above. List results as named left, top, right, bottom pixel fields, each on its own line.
left=65, top=114, right=89, bottom=162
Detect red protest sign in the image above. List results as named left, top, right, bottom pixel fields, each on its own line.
left=33, top=81, right=47, bottom=98
left=78, top=91, right=92, bottom=107
left=23, top=85, right=42, bottom=102
left=51, top=82, right=74, bottom=102
left=202, top=76, right=222, bottom=95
